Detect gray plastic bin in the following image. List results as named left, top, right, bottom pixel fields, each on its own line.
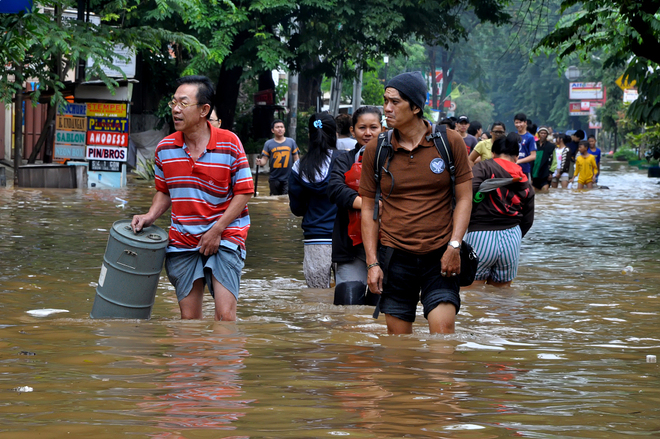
left=91, top=220, right=168, bottom=319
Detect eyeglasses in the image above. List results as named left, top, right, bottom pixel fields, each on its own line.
left=168, top=99, right=201, bottom=110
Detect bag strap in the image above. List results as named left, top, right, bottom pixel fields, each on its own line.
left=373, top=130, right=393, bottom=220
left=426, top=123, right=456, bottom=209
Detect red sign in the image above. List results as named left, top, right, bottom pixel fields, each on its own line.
left=86, top=131, right=129, bottom=147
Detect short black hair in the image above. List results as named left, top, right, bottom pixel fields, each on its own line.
left=491, top=121, right=506, bottom=131
left=176, top=75, right=214, bottom=119
left=271, top=118, right=285, bottom=130
left=527, top=123, right=537, bottom=136
left=588, top=134, right=596, bottom=140
left=439, top=118, right=456, bottom=130
left=514, top=112, right=527, bottom=123
left=579, top=140, right=589, bottom=148
left=335, top=113, right=352, bottom=136
left=574, top=129, right=585, bottom=140
left=492, top=132, right=520, bottom=157
left=562, top=134, right=572, bottom=145
left=397, top=90, right=425, bottom=118
left=467, top=121, right=482, bottom=136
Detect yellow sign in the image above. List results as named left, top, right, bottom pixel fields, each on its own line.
left=86, top=103, right=127, bottom=118
left=616, top=74, right=636, bottom=90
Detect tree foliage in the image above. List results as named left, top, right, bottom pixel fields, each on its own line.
left=0, top=1, right=205, bottom=108
left=537, top=0, right=660, bottom=125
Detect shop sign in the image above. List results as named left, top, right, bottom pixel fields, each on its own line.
left=57, top=103, right=87, bottom=117
left=86, top=131, right=129, bottom=147
left=55, top=130, right=86, bottom=145
left=56, top=116, right=87, bottom=131
left=89, top=160, right=122, bottom=172
left=87, top=117, right=129, bottom=133
left=569, top=102, right=589, bottom=116
left=569, top=82, right=604, bottom=100
left=623, top=88, right=639, bottom=103
left=54, top=145, right=86, bottom=160
left=86, top=145, right=128, bottom=162
left=86, top=103, right=127, bottom=118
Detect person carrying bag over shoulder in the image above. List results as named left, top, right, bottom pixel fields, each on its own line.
left=358, top=71, right=474, bottom=335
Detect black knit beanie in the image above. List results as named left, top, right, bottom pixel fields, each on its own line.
left=385, top=71, right=427, bottom=111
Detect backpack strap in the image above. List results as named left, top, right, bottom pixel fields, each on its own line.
left=373, top=130, right=393, bottom=220
left=426, top=123, right=456, bottom=209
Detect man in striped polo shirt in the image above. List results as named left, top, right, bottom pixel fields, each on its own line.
left=132, top=75, right=253, bottom=320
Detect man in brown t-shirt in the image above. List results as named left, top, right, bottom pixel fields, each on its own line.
left=359, top=71, right=473, bottom=335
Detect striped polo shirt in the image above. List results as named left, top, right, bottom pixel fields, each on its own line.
left=154, top=122, right=254, bottom=257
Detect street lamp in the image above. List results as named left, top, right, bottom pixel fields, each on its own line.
left=564, top=66, right=581, bottom=81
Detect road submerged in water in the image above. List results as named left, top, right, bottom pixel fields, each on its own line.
left=0, top=158, right=659, bottom=438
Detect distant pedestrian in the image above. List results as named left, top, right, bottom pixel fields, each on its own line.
left=587, top=134, right=601, bottom=183
left=566, top=129, right=584, bottom=179
left=468, top=121, right=483, bottom=144
left=335, top=113, right=356, bottom=151
left=552, top=134, right=571, bottom=189
left=456, top=115, right=478, bottom=153
left=531, top=126, right=556, bottom=192
left=571, top=140, right=598, bottom=189
left=257, top=119, right=300, bottom=195
left=513, top=113, right=537, bottom=179
left=469, top=122, right=506, bottom=166
left=465, top=132, right=535, bottom=287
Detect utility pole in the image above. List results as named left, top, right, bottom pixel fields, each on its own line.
left=287, top=72, right=299, bottom=141
left=13, top=24, right=23, bottom=187
left=352, top=69, right=363, bottom=114
left=328, top=60, right=343, bottom=116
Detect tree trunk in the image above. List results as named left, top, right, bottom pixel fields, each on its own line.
left=214, top=31, right=250, bottom=130
left=297, top=58, right=323, bottom=112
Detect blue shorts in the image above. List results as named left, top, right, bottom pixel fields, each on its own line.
left=464, top=226, right=521, bottom=283
left=165, top=247, right=244, bottom=302
left=378, top=246, right=461, bottom=323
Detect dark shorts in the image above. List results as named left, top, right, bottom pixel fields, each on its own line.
left=269, top=179, right=288, bottom=195
left=532, top=177, right=549, bottom=189
left=378, top=246, right=461, bottom=323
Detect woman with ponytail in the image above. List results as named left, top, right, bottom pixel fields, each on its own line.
left=289, top=112, right=340, bottom=288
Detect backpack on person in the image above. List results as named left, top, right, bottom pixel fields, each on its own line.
left=371, top=123, right=479, bottom=287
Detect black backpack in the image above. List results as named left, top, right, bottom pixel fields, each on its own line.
left=372, top=123, right=456, bottom=219
left=370, top=123, right=479, bottom=288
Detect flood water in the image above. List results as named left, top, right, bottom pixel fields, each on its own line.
left=1, top=158, right=660, bottom=438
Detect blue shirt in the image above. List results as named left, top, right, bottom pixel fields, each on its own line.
left=587, top=147, right=601, bottom=165
left=518, top=132, right=537, bottom=174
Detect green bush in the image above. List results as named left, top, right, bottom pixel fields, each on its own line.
left=613, top=147, right=638, bottom=161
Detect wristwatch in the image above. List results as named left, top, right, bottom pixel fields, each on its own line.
left=448, top=240, right=461, bottom=249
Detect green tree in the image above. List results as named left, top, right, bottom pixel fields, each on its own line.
left=537, top=0, right=660, bottom=124
left=453, top=86, right=494, bottom=126
left=0, top=2, right=203, bottom=107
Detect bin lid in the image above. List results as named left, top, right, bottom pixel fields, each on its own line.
left=111, top=219, right=169, bottom=244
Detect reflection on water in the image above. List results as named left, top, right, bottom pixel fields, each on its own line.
left=1, top=160, right=660, bottom=437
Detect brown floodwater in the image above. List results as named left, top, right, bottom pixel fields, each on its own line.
left=1, top=159, right=660, bottom=438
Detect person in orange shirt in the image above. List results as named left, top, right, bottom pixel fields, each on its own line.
left=570, top=140, right=598, bottom=189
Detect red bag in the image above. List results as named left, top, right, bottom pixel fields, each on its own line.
left=344, top=156, right=363, bottom=246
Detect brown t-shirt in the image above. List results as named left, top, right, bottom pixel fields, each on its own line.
left=359, top=122, right=472, bottom=254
